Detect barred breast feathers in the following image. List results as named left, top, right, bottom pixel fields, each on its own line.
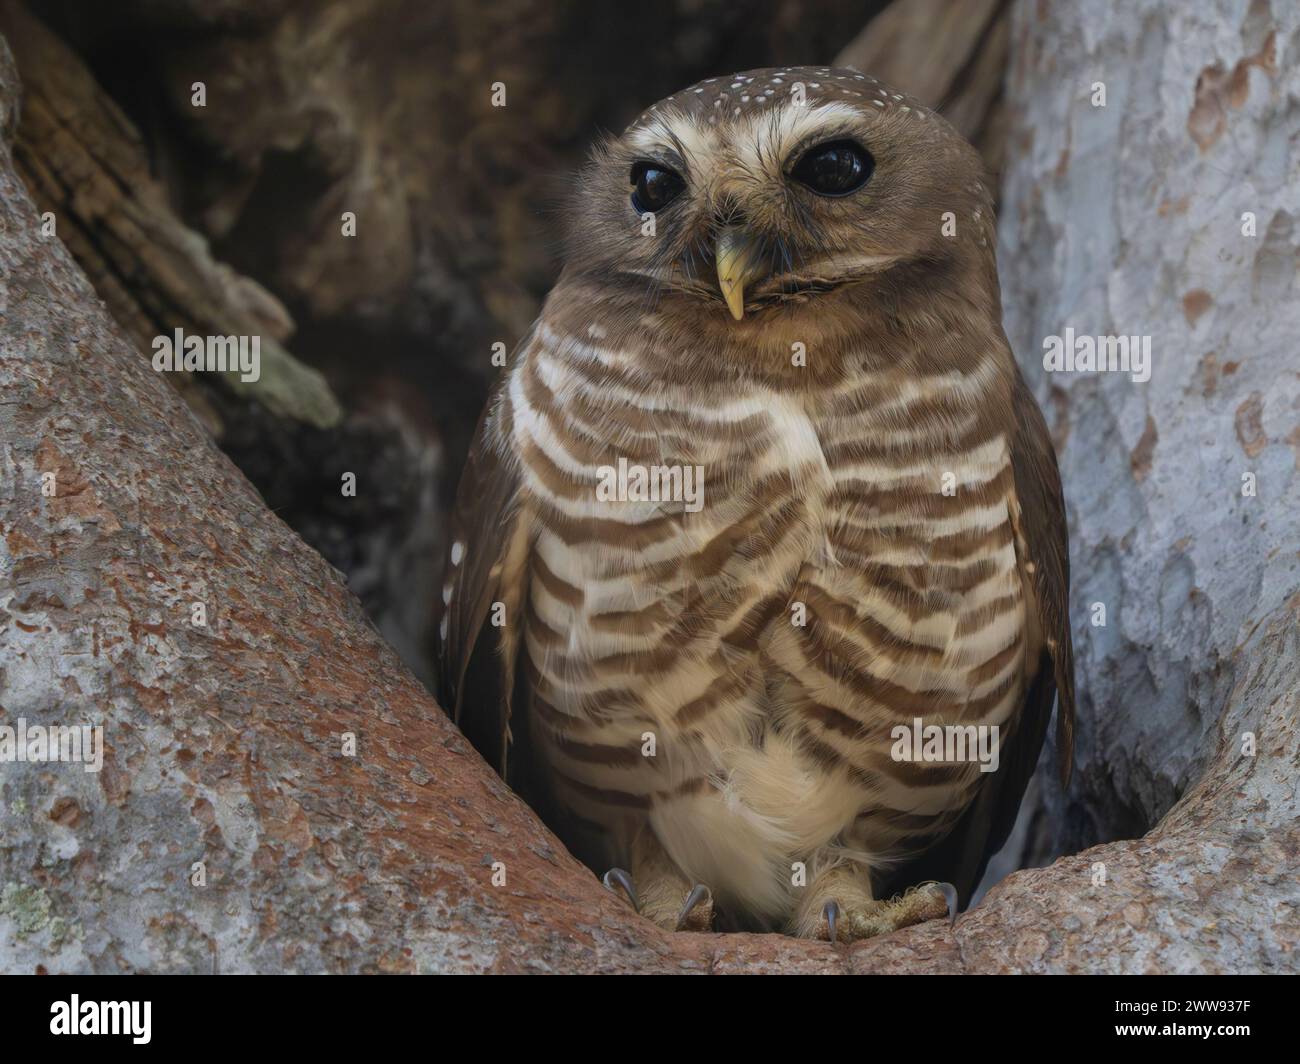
left=495, top=303, right=1030, bottom=920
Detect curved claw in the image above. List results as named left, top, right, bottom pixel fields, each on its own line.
left=674, top=883, right=713, bottom=931
left=602, top=867, right=638, bottom=910
left=823, top=898, right=841, bottom=943
left=931, top=881, right=959, bottom=925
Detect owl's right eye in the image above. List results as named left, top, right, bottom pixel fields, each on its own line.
left=630, top=162, right=685, bottom=213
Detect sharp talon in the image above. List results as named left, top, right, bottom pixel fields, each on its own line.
left=823, top=898, right=841, bottom=943
left=674, top=883, right=712, bottom=931
left=933, top=881, right=959, bottom=925
left=602, top=867, right=638, bottom=910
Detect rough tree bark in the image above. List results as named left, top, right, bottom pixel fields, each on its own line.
left=1, top=1, right=1296, bottom=974
left=989, top=0, right=1300, bottom=901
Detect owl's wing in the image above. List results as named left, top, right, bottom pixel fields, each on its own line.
left=437, top=369, right=532, bottom=781
left=1005, top=365, right=1076, bottom=787
left=877, top=363, right=1075, bottom=906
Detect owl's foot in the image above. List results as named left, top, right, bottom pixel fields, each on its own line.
left=793, top=869, right=954, bottom=943
left=639, top=874, right=714, bottom=931
left=602, top=830, right=718, bottom=932
left=633, top=829, right=714, bottom=932
left=601, top=865, right=714, bottom=931
left=812, top=885, right=949, bottom=942
left=673, top=883, right=715, bottom=931
left=602, top=867, right=638, bottom=910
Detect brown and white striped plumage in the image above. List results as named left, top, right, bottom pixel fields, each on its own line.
left=439, top=67, right=1074, bottom=936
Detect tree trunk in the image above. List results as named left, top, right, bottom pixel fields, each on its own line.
left=990, top=0, right=1300, bottom=907
left=1, top=0, right=1296, bottom=973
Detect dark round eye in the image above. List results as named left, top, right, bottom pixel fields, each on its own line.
left=630, top=162, right=685, bottom=213
left=790, top=140, right=874, bottom=196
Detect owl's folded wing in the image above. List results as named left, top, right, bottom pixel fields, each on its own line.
left=1006, top=364, right=1076, bottom=787
left=437, top=373, right=531, bottom=781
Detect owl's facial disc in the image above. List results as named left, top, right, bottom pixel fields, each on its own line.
left=713, top=139, right=874, bottom=320
left=569, top=68, right=994, bottom=331
left=619, top=122, right=893, bottom=319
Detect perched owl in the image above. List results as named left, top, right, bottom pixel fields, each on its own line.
left=438, top=67, right=1074, bottom=941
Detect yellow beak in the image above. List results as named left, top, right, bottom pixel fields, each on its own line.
left=715, top=228, right=764, bottom=320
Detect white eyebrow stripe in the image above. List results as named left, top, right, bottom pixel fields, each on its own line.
left=627, top=111, right=716, bottom=175
left=734, top=101, right=867, bottom=176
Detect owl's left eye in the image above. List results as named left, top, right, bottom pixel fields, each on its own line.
left=790, top=140, right=874, bottom=196
left=630, top=162, right=685, bottom=213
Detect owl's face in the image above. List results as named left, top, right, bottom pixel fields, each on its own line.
left=566, top=67, right=994, bottom=330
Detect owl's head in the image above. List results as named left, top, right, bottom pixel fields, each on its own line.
left=565, top=67, right=996, bottom=332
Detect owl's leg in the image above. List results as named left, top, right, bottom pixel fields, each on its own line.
left=602, top=830, right=714, bottom=932
left=792, top=864, right=952, bottom=942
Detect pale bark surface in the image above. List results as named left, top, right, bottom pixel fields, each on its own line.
left=992, top=0, right=1300, bottom=894
left=1, top=0, right=1296, bottom=974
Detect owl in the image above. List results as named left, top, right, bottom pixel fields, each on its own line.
left=438, top=67, right=1074, bottom=941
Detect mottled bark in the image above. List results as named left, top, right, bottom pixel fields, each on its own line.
left=992, top=0, right=1300, bottom=902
